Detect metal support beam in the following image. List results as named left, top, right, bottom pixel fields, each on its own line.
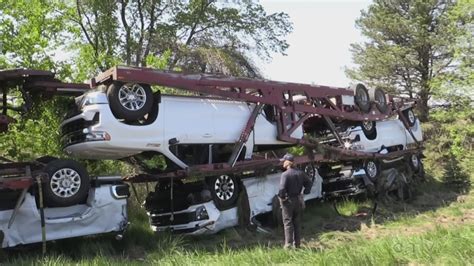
left=7, top=187, right=28, bottom=228
left=36, top=175, right=47, bottom=255
left=314, top=100, right=344, bottom=146
left=228, top=104, right=264, bottom=167
left=396, top=108, right=421, bottom=147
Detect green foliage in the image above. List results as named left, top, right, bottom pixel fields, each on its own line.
left=0, top=0, right=73, bottom=73
left=72, top=0, right=121, bottom=77
left=0, top=99, right=67, bottom=161
left=0, top=0, right=77, bottom=162
left=347, top=0, right=473, bottom=121
left=431, top=0, right=474, bottom=99
left=422, top=105, right=474, bottom=183
left=334, top=199, right=363, bottom=216
left=73, top=0, right=292, bottom=78
left=145, top=50, right=172, bottom=70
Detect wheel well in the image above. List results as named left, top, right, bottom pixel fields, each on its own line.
left=35, top=156, right=59, bottom=165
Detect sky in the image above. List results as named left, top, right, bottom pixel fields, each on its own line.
left=259, top=0, right=371, bottom=87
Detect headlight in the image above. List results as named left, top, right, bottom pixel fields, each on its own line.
left=351, top=143, right=365, bottom=151
left=195, top=206, right=209, bottom=221
left=343, top=141, right=352, bottom=149
left=82, top=97, right=100, bottom=107
left=342, top=141, right=365, bottom=151
left=84, top=131, right=111, bottom=141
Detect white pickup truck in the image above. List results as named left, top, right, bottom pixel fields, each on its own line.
left=0, top=176, right=129, bottom=248
left=146, top=170, right=324, bottom=234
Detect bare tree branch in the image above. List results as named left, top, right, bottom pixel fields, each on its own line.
left=119, top=0, right=131, bottom=65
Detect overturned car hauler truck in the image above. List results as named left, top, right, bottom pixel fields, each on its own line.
left=62, top=66, right=423, bottom=233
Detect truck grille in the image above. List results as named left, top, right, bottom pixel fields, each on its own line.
left=61, top=113, right=100, bottom=146
left=149, top=211, right=196, bottom=226
left=322, top=176, right=365, bottom=193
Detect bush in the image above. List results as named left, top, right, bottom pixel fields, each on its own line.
left=422, top=105, right=473, bottom=183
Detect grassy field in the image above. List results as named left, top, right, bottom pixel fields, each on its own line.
left=2, top=172, right=473, bottom=265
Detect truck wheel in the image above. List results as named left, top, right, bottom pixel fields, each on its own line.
left=208, top=174, right=240, bottom=211
left=401, top=108, right=416, bottom=127
left=107, top=82, right=153, bottom=121
left=271, top=195, right=283, bottom=227
left=364, top=160, right=380, bottom=182
left=361, top=121, right=376, bottom=140
left=353, top=83, right=371, bottom=113
left=301, top=163, right=317, bottom=183
left=370, top=88, right=388, bottom=114
left=43, top=159, right=90, bottom=207
left=408, top=154, right=421, bottom=172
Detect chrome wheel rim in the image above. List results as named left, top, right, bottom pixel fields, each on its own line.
left=304, top=164, right=315, bottom=178
left=214, top=175, right=235, bottom=201
left=50, top=168, right=81, bottom=198
left=362, top=121, right=373, bottom=131
left=411, top=155, right=419, bottom=169
left=118, top=83, right=147, bottom=111
left=408, top=109, right=415, bottom=124
left=366, top=161, right=377, bottom=178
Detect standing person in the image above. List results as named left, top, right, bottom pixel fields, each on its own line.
left=278, top=153, right=313, bottom=249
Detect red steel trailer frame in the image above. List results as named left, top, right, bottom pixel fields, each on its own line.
left=0, top=69, right=89, bottom=190
left=0, top=66, right=423, bottom=184
left=0, top=69, right=89, bottom=133
left=88, top=66, right=422, bottom=182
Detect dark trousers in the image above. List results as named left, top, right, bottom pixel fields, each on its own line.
left=281, top=196, right=302, bottom=248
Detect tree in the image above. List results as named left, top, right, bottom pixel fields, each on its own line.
left=73, top=0, right=292, bottom=78
left=432, top=0, right=474, bottom=100
left=0, top=0, right=76, bottom=160
left=0, top=0, right=73, bottom=75
left=347, top=0, right=472, bottom=121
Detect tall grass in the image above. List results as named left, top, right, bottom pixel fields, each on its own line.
left=6, top=218, right=473, bottom=265
left=149, top=225, right=474, bottom=265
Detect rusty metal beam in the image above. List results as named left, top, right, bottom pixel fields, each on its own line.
left=228, top=103, right=264, bottom=167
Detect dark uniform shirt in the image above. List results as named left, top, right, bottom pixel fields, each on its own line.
left=278, top=168, right=313, bottom=198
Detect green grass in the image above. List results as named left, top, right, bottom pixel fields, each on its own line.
left=7, top=224, right=473, bottom=265
left=333, top=199, right=369, bottom=216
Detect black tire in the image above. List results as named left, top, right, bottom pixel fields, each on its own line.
left=408, top=154, right=421, bottom=172
left=301, top=163, right=317, bottom=183
left=107, top=82, right=154, bottom=121
left=43, top=159, right=90, bottom=207
left=401, top=108, right=416, bottom=127
left=363, top=160, right=380, bottom=182
left=360, top=121, right=377, bottom=140
left=353, top=83, right=371, bottom=113
left=208, top=174, right=240, bottom=211
left=271, top=195, right=283, bottom=227
left=417, top=161, right=425, bottom=180
left=370, top=88, right=388, bottom=114
left=317, top=163, right=332, bottom=178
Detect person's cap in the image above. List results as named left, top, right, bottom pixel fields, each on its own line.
left=280, top=153, right=294, bottom=162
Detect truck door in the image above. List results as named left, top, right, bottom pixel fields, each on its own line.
left=164, top=96, right=215, bottom=143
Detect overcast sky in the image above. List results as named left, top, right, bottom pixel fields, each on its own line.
left=259, top=0, right=371, bottom=87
